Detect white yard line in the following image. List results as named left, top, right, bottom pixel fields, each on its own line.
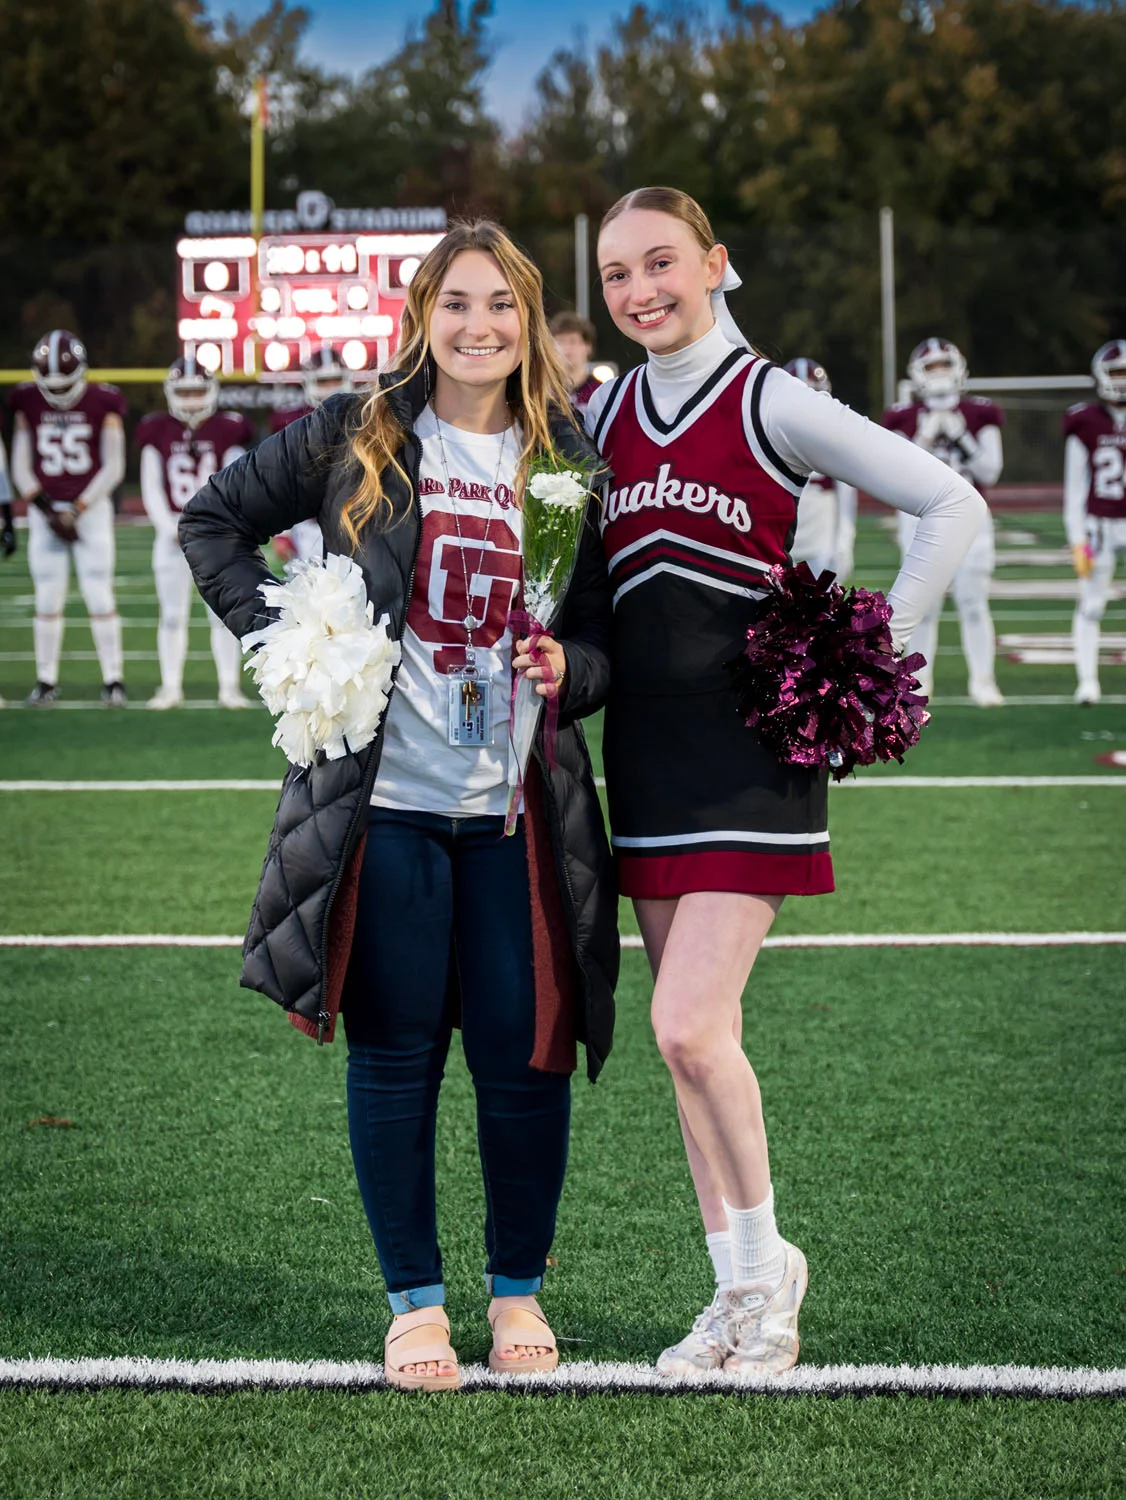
left=4, top=933, right=1124, bottom=950
left=6, top=694, right=1124, bottom=711
left=0, top=1355, right=1120, bottom=1398
left=0, top=780, right=280, bottom=791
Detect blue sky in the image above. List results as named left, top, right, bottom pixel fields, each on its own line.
left=208, top=0, right=823, bottom=128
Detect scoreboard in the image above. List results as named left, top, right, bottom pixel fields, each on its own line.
left=176, top=225, right=446, bottom=380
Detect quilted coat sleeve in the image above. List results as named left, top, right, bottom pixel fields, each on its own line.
left=179, top=396, right=351, bottom=642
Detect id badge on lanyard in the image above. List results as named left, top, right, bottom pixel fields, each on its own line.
left=447, top=652, right=493, bottom=747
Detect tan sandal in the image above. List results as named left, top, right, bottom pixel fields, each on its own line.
left=487, top=1295, right=559, bottom=1374
left=384, top=1306, right=460, bottom=1392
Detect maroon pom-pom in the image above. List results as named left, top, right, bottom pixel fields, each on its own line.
left=727, top=562, right=930, bottom=780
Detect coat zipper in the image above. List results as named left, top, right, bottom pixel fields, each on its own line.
left=315, top=435, right=424, bottom=1043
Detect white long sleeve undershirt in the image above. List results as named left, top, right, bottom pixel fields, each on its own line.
left=589, top=323, right=986, bottom=649
left=1063, top=434, right=1091, bottom=548
left=77, top=418, right=126, bottom=508
left=11, top=417, right=36, bottom=500
left=140, top=445, right=178, bottom=540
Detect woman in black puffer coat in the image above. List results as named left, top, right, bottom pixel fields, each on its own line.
left=180, top=221, right=617, bottom=1391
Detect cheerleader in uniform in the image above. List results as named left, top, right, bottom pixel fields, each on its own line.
left=588, top=187, right=985, bottom=1377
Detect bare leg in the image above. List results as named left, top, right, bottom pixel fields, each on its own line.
left=636, top=891, right=781, bottom=1215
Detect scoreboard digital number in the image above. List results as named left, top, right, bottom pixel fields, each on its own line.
left=176, top=228, right=445, bottom=379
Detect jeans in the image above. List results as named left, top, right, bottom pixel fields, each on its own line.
left=342, top=806, right=572, bottom=1312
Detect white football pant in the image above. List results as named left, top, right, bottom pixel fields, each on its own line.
left=898, top=508, right=998, bottom=699
left=1073, top=518, right=1126, bottom=694
left=27, top=498, right=122, bottom=686
left=288, top=518, right=324, bottom=564
left=791, top=488, right=840, bottom=578
left=153, top=530, right=242, bottom=697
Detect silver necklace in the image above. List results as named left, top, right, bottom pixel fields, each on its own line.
left=430, top=403, right=512, bottom=651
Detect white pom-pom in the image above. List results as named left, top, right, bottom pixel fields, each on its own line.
left=242, top=554, right=401, bottom=768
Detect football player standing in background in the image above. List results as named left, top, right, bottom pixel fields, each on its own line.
left=1064, top=340, right=1126, bottom=706
left=268, top=347, right=353, bottom=565
left=137, top=356, right=253, bottom=709
left=550, top=311, right=602, bottom=417
left=883, top=338, right=1005, bottom=705
left=784, top=358, right=857, bottom=582
left=9, top=331, right=127, bottom=706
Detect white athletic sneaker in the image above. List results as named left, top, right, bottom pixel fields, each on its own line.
left=147, top=686, right=183, bottom=710
left=721, top=1241, right=808, bottom=1376
left=1074, top=681, right=1101, bottom=706
left=218, top=688, right=252, bottom=710
left=969, top=682, right=1005, bottom=708
left=655, top=1293, right=730, bottom=1378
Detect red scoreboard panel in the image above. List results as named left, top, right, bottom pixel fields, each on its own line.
left=176, top=230, right=445, bottom=379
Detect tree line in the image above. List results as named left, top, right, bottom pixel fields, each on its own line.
left=0, top=0, right=1122, bottom=408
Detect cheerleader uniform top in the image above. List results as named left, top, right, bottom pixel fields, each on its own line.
left=584, top=323, right=985, bottom=901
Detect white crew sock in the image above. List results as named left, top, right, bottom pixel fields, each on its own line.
left=34, top=615, right=64, bottom=685
left=705, top=1230, right=734, bottom=1294
left=157, top=620, right=188, bottom=696
left=723, top=1190, right=786, bottom=1290
left=210, top=620, right=243, bottom=697
left=90, top=613, right=124, bottom=685
left=960, top=605, right=998, bottom=694
left=1073, top=605, right=1101, bottom=693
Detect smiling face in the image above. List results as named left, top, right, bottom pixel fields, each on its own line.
left=598, top=209, right=727, bottom=355
left=428, top=249, right=524, bottom=391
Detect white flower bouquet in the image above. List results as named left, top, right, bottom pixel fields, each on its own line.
left=242, top=553, right=401, bottom=768
left=506, top=452, right=601, bottom=831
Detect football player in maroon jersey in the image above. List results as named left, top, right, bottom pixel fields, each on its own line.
left=137, top=357, right=254, bottom=708
left=550, top=310, right=602, bottom=415
left=589, top=186, right=984, bottom=1379
left=268, top=348, right=351, bottom=564
left=883, top=339, right=1006, bottom=705
left=9, top=331, right=127, bottom=706
left=1064, top=340, right=1126, bottom=704
left=784, top=358, right=858, bottom=582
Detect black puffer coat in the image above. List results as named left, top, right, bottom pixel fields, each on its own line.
left=179, top=367, right=618, bottom=1080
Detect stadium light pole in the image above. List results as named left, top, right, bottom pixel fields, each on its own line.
left=575, top=214, right=590, bottom=320
left=879, top=206, right=896, bottom=411
left=247, top=78, right=268, bottom=377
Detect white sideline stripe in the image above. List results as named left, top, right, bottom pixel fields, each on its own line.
left=4, top=933, right=1125, bottom=951
left=0, top=780, right=280, bottom=791
left=831, top=775, right=1126, bottom=788
left=5, top=696, right=1126, bottom=712
left=1, top=775, right=1124, bottom=792
left=0, top=1356, right=1122, bottom=1398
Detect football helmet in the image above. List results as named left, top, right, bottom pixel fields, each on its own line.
left=165, top=355, right=218, bottom=427
left=32, top=330, right=88, bottom=409
left=907, top=337, right=967, bottom=401
left=1091, top=340, right=1126, bottom=405
left=784, top=357, right=832, bottom=393
left=302, top=346, right=353, bottom=406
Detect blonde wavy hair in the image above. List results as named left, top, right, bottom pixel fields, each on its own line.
left=342, top=220, right=577, bottom=548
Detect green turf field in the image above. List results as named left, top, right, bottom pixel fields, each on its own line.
left=1, top=512, right=1124, bottom=1499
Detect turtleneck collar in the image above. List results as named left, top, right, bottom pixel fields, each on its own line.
left=643, top=321, right=739, bottom=421
left=647, top=321, right=731, bottom=384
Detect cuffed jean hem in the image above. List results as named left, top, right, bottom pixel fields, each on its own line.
left=387, top=1282, right=446, bottom=1314
left=486, top=1273, right=544, bottom=1297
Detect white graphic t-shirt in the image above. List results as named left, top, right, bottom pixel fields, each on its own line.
left=371, top=405, right=524, bottom=816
